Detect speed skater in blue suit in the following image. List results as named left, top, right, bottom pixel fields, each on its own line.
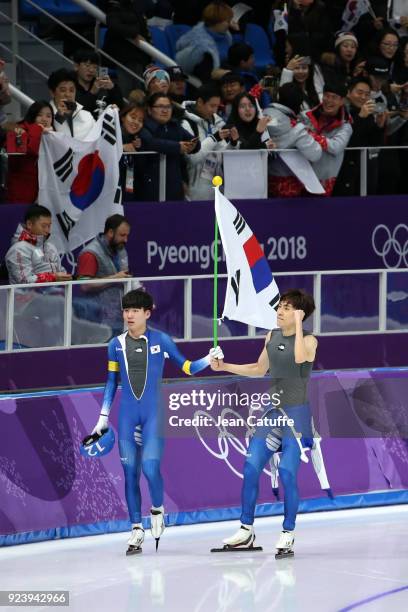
left=91, top=289, right=221, bottom=555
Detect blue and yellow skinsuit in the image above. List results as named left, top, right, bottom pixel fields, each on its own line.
left=102, top=328, right=210, bottom=523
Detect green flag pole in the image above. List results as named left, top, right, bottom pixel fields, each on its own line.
left=213, top=214, right=219, bottom=349
left=212, top=176, right=222, bottom=348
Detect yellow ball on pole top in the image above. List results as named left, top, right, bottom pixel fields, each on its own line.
left=212, top=176, right=223, bottom=187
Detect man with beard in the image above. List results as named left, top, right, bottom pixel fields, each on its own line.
left=77, top=214, right=131, bottom=336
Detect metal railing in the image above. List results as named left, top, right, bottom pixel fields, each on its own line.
left=1, top=268, right=407, bottom=354
left=2, top=0, right=183, bottom=97
left=3, top=144, right=408, bottom=201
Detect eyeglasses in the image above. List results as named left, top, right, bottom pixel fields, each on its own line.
left=381, top=42, right=399, bottom=48
left=152, top=104, right=172, bottom=110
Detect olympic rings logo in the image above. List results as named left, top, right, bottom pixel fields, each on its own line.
left=193, top=407, right=275, bottom=480
left=371, top=224, right=408, bottom=268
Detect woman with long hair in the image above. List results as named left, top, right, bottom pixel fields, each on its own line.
left=6, top=100, right=54, bottom=204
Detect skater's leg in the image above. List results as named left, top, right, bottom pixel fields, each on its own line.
left=278, top=437, right=301, bottom=531
left=240, top=433, right=276, bottom=525
left=141, top=418, right=164, bottom=508
left=118, top=435, right=142, bottom=524
left=141, top=418, right=165, bottom=548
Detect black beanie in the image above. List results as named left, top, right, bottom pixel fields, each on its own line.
left=323, top=81, right=348, bottom=98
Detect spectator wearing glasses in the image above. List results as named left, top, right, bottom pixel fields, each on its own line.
left=372, top=29, right=400, bottom=80
left=139, top=93, right=200, bottom=200
left=73, top=49, right=124, bottom=118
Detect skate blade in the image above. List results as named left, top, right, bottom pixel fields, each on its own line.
left=275, top=550, right=294, bottom=560
left=211, top=544, right=263, bottom=553
left=126, top=546, right=143, bottom=556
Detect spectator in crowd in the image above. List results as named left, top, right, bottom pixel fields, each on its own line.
left=6, top=101, right=54, bottom=205
left=103, top=0, right=152, bottom=96
left=366, top=56, right=408, bottom=194
left=351, top=0, right=388, bottom=53
left=302, top=81, right=353, bottom=195
left=176, top=2, right=234, bottom=82
left=139, top=93, right=200, bottom=200
left=73, top=48, right=124, bottom=118
left=5, top=205, right=72, bottom=284
left=119, top=102, right=147, bottom=201
left=143, top=66, right=170, bottom=96
left=48, top=69, right=95, bottom=139
left=263, top=83, right=323, bottom=197
left=392, top=37, right=408, bottom=86
left=366, top=57, right=406, bottom=137
left=333, top=77, right=386, bottom=196
left=77, top=213, right=131, bottom=336
left=372, top=28, right=400, bottom=79
left=219, top=72, right=246, bottom=121
left=167, top=66, right=188, bottom=105
left=181, top=84, right=229, bottom=200
left=288, top=0, right=334, bottom=61
left=128, top=88, right=147, bottom=105
left=226, top=43, right=258, bottom=91
left=280, top=54, right=322, bottom=110
left=225, top=92, right=275, bottom=150
left=0, top=58, right=11, bottom=127
left=321, top=32, right=364, bottom=88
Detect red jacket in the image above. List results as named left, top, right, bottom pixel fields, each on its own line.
left=5, top=122, right=43, bottom=204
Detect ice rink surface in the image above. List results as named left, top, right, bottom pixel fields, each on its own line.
left=1, top=505, right=407, bottom=612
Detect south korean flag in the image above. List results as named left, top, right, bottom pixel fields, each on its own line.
left=38, top=107, right=123, bottom=254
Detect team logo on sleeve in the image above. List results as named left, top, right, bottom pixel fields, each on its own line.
left=150, top=345, right=161, bottom=354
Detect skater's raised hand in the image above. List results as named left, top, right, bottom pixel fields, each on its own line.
left=294, top=309, right=305, bottom=324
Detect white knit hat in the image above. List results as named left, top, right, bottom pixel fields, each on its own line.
left=335, top=32, right=358, bottom=48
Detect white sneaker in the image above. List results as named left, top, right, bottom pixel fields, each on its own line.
left=275, top=530, right=295, bottom=558
left=126, top=524, right=145, bottom=554
left=223, top=524, right=255, bottom=548
left=150, top=506, right=165, bottom=550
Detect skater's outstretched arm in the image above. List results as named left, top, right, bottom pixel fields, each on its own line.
left=92, top=338, right=119, bottom=435
left=161, top=333, right=214, bottom=375
left=210, top=332, right=271, bottom=377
